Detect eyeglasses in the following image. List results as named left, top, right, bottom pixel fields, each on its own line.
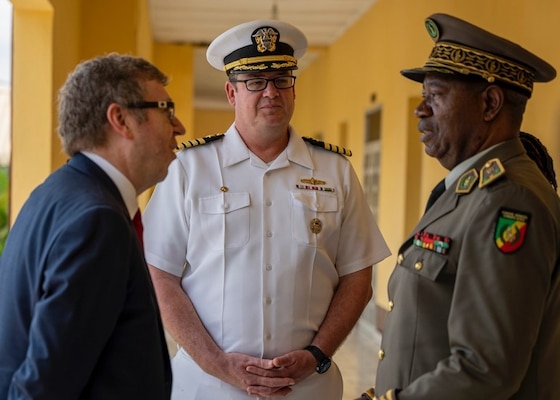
left=127, top=100, right=175, bottom=121
left=230, top=76, right=296, bottom=92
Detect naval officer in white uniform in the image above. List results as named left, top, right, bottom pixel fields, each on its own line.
left=143, top=19, right=391, bottom=400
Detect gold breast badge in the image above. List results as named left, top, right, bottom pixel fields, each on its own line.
left=300, top=177, right=326, bottom=185
left=310, top=218, right=322, bottom=234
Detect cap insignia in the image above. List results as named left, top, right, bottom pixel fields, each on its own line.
left=456, top=168, right=479, bottom=194
left=479, top=158, right=506, bottom=188
left=425, top=18, right=440, bottom=41
left=252, top=27, right=278, bottom=53
left=495, top=208, right=529, bottom=253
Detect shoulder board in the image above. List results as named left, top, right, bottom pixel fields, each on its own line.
left=177, top=133, right=225, bottom=150
left=479, top=158, right=506, bottom=188
left=455, top=158, right=506, bottom=194
left=302, top=136, right=352, bottom=157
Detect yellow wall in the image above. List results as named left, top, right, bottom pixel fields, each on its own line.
left=153, top=42, right=194, bottom=141
left=50, top=0, right=81, bottom=169
left=9, top=0, right=560, bottom=314
left=292, top=0, right=560, bottom=311
left=10, top=0, right=53, bottom=225
left=9, top=0, right=194, bottom=219
left=194, top=108, right=234, bottom=137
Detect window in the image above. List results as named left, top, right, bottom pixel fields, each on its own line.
left=363, top=107, right=381, bottom=219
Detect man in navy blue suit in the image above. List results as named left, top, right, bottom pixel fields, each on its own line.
left=0, top=53, right=185, bottom=399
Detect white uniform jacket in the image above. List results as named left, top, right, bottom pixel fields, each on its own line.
left=144, top=124, right=391, bottom=399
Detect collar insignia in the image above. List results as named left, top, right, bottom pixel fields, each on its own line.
left=456, top=168, right=479, bottom=194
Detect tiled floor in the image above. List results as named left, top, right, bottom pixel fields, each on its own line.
left=165, top=299, right=381, bottom=400
left=334, top=301, right=381, bottom=400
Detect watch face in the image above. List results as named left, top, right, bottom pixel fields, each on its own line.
left=316, top=358, right=332, bottom=374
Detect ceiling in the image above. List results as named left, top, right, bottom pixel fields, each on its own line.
left=148, top=0, right=377, bottom=109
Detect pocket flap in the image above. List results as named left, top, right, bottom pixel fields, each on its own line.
left=400, top=247, right=448, bottom=281
left=290, top=191, right=338, bottom=212
left=199, top=192, right=250, bottom=214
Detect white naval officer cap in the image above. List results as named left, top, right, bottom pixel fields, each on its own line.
left=206, top=19, right=308, bottom=75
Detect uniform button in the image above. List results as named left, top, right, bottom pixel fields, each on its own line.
left=265, top=200, right=272, bottom=206
left=223, top=203, right=229, bottom=210
left=265, top=264, right=272, bottom=271
left=378, top=349, right=385, bottom=360
left=414, top=261, right=423, bottom=271
left=265, top=333, right=272, bottom=340
left=397, top=254, right=404, bottom=264
left=388, top=300, right=394, bottom=311
left=266, top=231, right=273, bottom=238
left=265, top=297, right=272, bottom=305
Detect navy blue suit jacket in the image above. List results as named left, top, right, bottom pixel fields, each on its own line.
left=0, top=153, right=171, bottom=399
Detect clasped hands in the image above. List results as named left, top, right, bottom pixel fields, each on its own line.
left=218, top=349, right=316, bottom=398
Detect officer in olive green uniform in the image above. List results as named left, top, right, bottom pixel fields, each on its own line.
left=358, top=13, right=560, bottom=400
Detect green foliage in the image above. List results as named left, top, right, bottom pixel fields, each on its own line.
left=0, top=166, right=8, bottom=254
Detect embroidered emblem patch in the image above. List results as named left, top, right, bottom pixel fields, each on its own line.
left=413, top=231, right=451, bottom=254
left=494, top=209, right=530, bottom=253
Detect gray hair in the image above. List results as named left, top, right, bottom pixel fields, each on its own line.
left=57, top=53, right=169, bottom=156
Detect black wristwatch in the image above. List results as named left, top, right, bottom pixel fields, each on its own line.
left=305, top=345, right=331, bottom=374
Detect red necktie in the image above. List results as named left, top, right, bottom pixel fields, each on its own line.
left=132, top=209, right=144, bottom=249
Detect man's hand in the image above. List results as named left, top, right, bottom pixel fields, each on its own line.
left=245, top=349, right=316, bottom=397
left=213, top=352, right=296, bottom=397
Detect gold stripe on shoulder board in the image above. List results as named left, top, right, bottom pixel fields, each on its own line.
left=177, top=133, right=225, bottom=150
left=302, top=136, right=352, bottom=157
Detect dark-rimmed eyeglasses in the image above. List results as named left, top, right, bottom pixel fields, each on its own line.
left=127, top=101, right=175, bottom=121
left=229, top=76, right=296, bottom=92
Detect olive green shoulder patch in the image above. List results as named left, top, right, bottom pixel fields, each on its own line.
left=479, top=158, right=506, bottom=188
left=456, top=168, right=479, bottom=194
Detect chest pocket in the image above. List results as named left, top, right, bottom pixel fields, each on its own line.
left=399, top=246, right=448, bottom=281
left=199, top=192, right=250, bottom=249
left=290, top=191, right=339, bottom=246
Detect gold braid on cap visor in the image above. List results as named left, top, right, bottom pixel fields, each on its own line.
left=225, top=55, right=297, bottom=72
left=425, top=41, right=535, bottom=94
